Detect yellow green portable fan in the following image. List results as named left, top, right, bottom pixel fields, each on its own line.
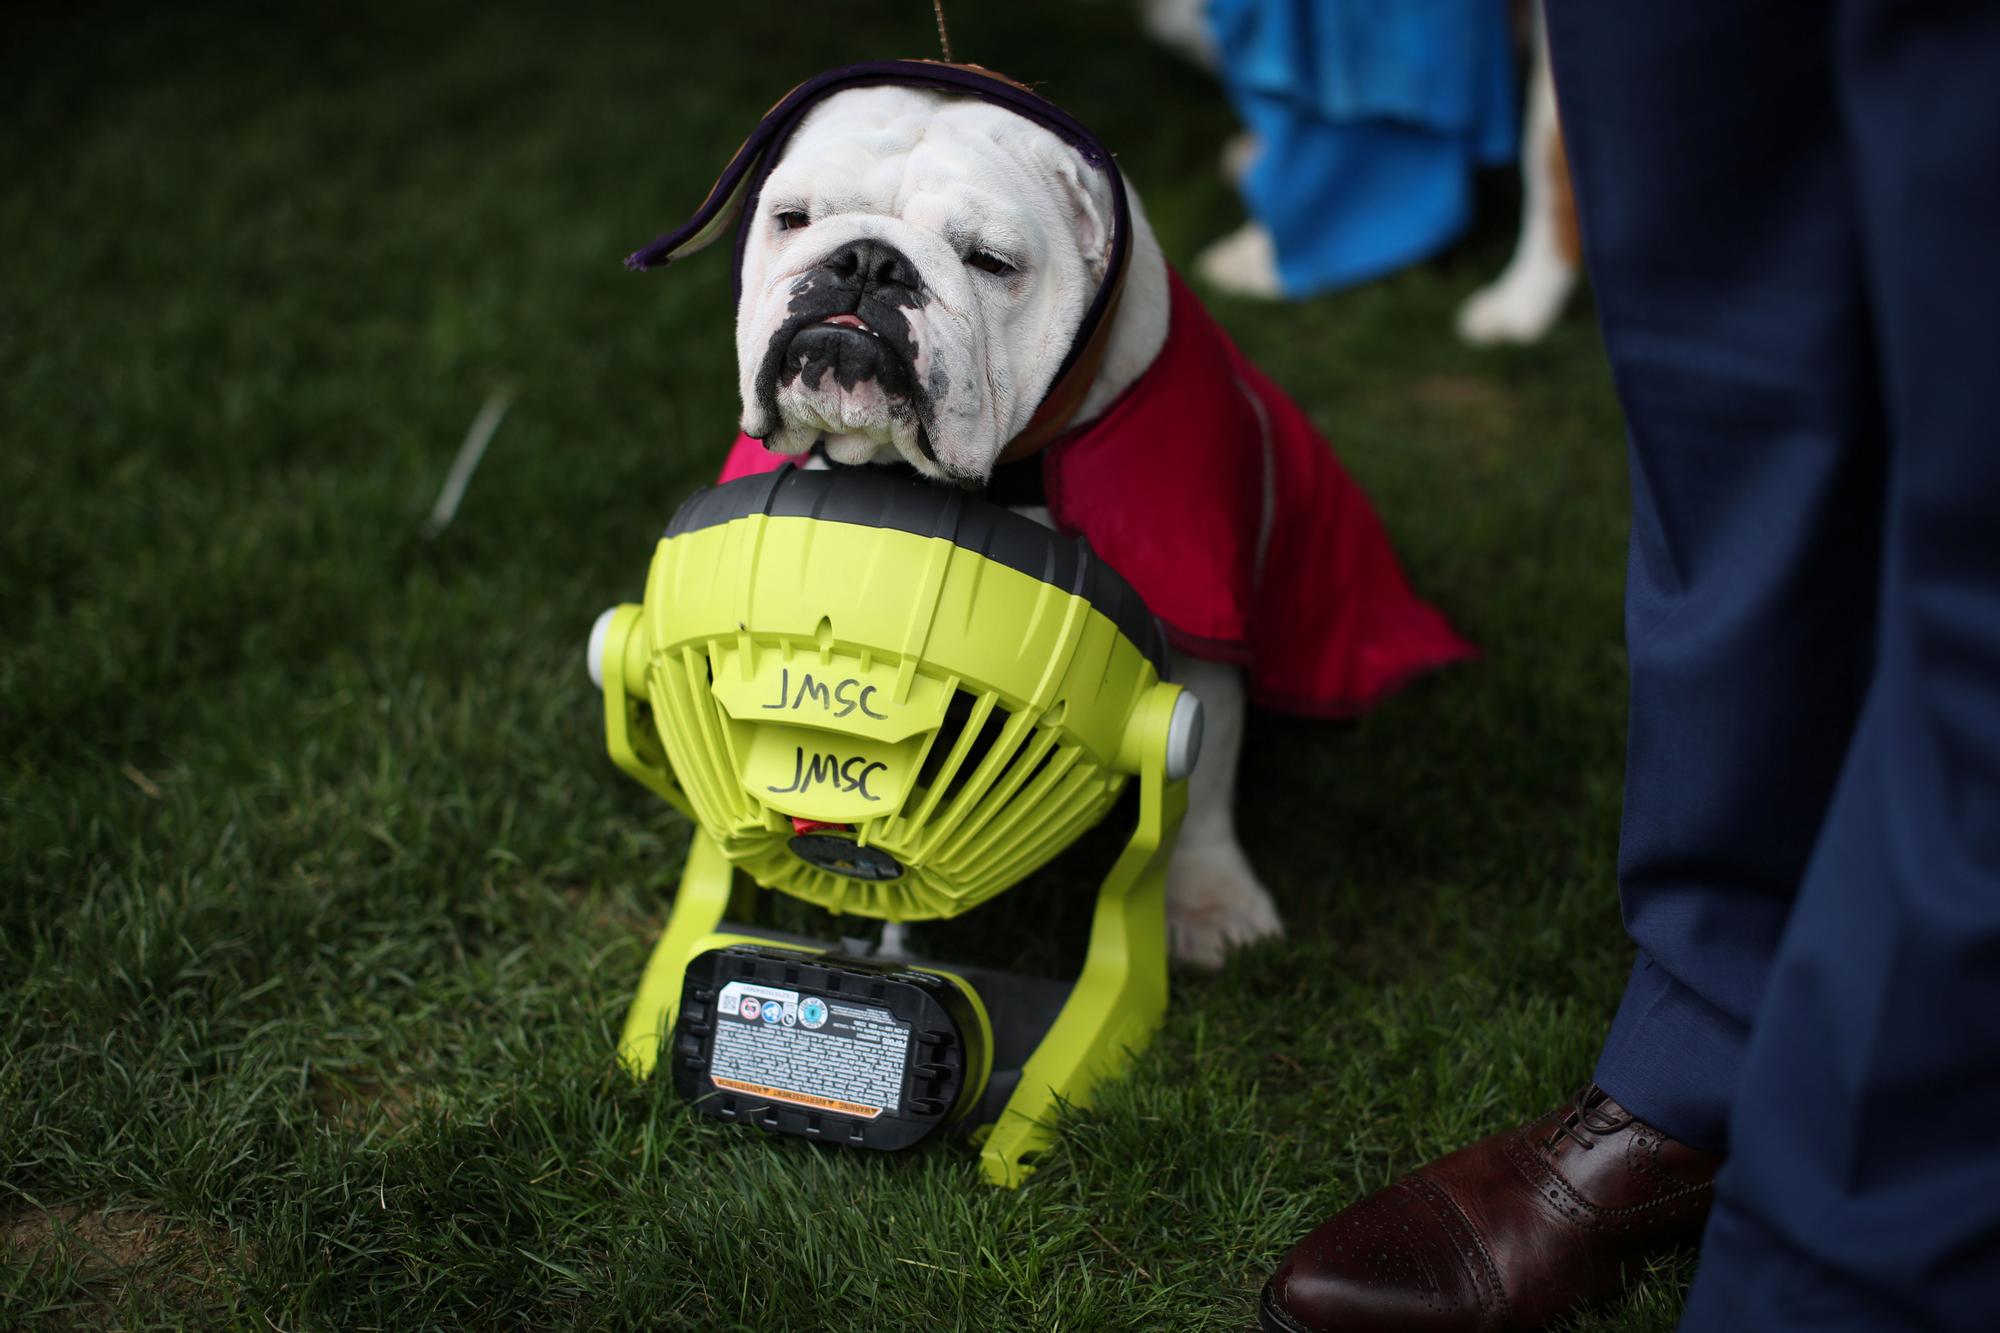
left=588, top=463, right=1201, bottom=1185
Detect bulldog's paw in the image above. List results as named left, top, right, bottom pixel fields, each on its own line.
left=1455, top=259, right=1578, bottom=346
left=1193, top=222, right=1284, bottom=300
left=1166, top=841, right=1284, bottom=968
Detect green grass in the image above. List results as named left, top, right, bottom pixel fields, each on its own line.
left=0, top=3, right=1680, bottom=1328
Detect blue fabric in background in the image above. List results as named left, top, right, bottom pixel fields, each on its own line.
left=1208, top=0, right=1518, bottom=296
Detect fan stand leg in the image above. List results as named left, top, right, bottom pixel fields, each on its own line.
left=618, top=832, right=736, bottom=1078
left=978, top=689, right=1189, bottom=1187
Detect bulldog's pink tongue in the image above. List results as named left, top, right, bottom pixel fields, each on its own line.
left=823, top=313, right=868, bottom=330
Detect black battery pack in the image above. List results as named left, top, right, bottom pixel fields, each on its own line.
left=670, top=946, right=990, bottom=1151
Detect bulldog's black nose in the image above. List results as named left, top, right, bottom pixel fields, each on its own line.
left=823, top=239, right=920, bottom=303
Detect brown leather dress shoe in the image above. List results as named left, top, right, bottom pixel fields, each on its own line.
left=1260, top=1085, right=1720, bottom=1332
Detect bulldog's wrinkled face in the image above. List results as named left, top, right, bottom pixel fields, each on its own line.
left=737, top=87, right=1114, bottom=482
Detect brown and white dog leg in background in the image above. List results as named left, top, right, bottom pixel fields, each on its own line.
left=1147, top=0, right=1282, bottom=301
left=1456, top=3, right=1582, bottom=346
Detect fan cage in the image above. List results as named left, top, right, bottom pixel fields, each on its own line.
left=647, top=632, right=1127, bottom=920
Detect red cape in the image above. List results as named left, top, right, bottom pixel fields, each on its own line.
left=719, top=270, right=1473, bottom=716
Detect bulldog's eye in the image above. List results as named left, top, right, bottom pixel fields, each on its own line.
left=966, top=249, right=1016, bottom=277
left=774, top=210, right=811, bottom=232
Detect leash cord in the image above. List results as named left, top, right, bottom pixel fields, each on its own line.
left=931, top=0, right=953, bottom=62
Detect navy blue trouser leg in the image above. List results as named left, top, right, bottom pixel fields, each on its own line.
left=1549, top=0, right=2000, bottom=1325
left=1543, top=0, right=1885, bottom=1154
left=1677, top=2, right=2000, bottom=1327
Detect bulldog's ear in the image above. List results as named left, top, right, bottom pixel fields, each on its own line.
left=1049, top=151, right=1116, bottom=284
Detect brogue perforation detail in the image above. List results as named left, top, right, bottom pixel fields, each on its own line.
left=1403, top=1175, right=1511, bottom=1331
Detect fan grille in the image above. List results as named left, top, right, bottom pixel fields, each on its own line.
left=649, top=636, right=1125, bottom=919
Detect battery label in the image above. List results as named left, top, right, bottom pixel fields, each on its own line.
left=710, top=981, right=911, bottom=1119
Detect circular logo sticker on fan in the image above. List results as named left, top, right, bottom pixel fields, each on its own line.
left=788, top=832, right=904, bottom=881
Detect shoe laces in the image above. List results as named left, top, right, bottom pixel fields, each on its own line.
left=1545, top=1084, right=1633, bottom=1151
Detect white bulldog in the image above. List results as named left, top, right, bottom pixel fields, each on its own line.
left=732, top=85, right=1280, bottom=967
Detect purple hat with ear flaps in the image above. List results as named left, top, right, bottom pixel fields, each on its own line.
left=624, top=60, right=1132, bottom=430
